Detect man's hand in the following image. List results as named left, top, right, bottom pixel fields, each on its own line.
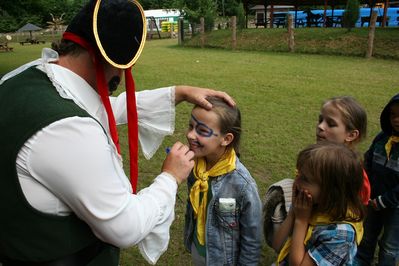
left=175, top=85, right=235, bottom=110
left=161, top=142, right=194, bottom=184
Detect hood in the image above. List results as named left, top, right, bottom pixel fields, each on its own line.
left=381, top=93, right=399, bottom=134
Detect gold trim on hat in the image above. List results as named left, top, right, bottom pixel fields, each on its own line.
left=93, top=0, right=147, bottom=69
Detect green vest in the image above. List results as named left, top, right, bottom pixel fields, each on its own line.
left=0, top=67, right=119, bottom=265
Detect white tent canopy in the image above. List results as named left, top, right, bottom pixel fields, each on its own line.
left=144, top=9, right=181, bottom=31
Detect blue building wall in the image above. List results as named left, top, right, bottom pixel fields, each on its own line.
left=278, top=7, right=399, bottom=27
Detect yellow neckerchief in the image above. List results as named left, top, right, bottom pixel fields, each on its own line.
left=385, top=136, right=399, bottom=160
left=189, top=148, right=236, bottom=245
left=277, top=212, right=363, bottom=264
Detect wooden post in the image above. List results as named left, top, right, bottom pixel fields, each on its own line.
left=382, top=0, right=388, bottom=28
left=178, top=18, right=184, bottom=45
left=270, top=5, right=274, bottom=28
left=149, top=19, right=153, bottom=39
left=200, top=17, right=205, bottom=48
left=231, top=16, right=237, bottom=50
left=287, top=14, right=295, bottom=52
left=323, top=0, right=328, bottom=27
left=366, top=11, right=378, bottom=58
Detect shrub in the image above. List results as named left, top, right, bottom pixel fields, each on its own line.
left=343, top=0, right=360, bottom=31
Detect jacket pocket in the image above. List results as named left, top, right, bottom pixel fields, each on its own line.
left=213, top=198, right=240, bottom=230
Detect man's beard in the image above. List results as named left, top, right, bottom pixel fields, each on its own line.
left=108, top=76, right=120, bottom=95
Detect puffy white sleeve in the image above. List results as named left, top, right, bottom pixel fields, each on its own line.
left=110, top=86, right=176, bottom=159
left=23, top=117, right=177, bottom=260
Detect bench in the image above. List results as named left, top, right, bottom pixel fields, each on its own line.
left=361, top=16, right=389, bottom=27
left=254, top=19, right=267, bottom=28
left=304, top=11, right=324, bottom=27
left=0, top=43, right=13, bottom=52
left=295, top=19, right=306, bottom=27
left=20, top=39, right=45, bottom=45
left=272, top=13, right=287, bottom=28
left=325, top=16, right=342, bottom=27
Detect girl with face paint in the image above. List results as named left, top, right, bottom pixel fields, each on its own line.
left=183, top=97, right=262, bottom=266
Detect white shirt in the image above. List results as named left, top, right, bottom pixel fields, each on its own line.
left=2, top=48, right=176, bottom=264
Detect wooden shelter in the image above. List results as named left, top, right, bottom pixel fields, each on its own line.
left=242, top=0, right=391, bottom=27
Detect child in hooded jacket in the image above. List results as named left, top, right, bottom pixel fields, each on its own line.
left=355, top=93, right=399, bottom=266
left=183, top=97, right=262, bottom=266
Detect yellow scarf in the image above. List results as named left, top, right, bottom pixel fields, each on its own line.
left=190, top=148, right=236, bottom=245
left=277, top=213, right=363, bottom=264
left=385, top=136, right=399, bottom=160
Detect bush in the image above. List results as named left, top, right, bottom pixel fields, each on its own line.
left=343, top=0, right=360, bottom=30
left=236, top=3, right=246, bottom=29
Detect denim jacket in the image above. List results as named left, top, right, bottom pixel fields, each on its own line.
left=184, top=158, right=262, bottom=265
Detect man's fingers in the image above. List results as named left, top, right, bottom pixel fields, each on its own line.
left=212, top=90, right=235, bottom=107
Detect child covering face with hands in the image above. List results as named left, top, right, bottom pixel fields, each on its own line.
left=273, top=142, right=365, bottom=266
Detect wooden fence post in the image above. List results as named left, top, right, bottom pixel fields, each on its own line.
left=287, top=14, right=295, bottom=52
left=200, top=17, right=205, bottom=48
left=170, top=22, right=174, bottom=39
left=178, top=18, right=184, bottom=45
left=149, top=19, right=153, bottom=40
left=231, top=16, right=237, bottom=50
left=366, top=11, right=378, bottom=58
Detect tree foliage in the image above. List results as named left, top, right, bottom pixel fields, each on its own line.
left=342, top=0, right=360, bottom=31
left=0, top=0, right=240, bottom=33
left=175, top=0, right=217, bottom=32
left=0, top=0, right=87, bottom=32
left=236, top=3, right=246, bottom=29
left=140, top=0, right=177, bottom=10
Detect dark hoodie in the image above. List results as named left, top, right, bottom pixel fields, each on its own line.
left=364, top=93, right=399, bottom=209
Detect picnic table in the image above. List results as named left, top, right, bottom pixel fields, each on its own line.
left=0, top=42, right=13, bottom=52
left=273, top=14, right=287, bottom=28
left=325, top=16, right=343, bottom=27
left=360, top=16, right=389, bottom=27
left=19, top=38, right=45, bottom=45
left=254, top=18, right=267, bottom=28
left=304, top=10, right=324, bottom=27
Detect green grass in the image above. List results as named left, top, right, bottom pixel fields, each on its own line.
left=184, top=27, right=399, bottom=59
left=123, top=39, right=399, bottom=265
left=1, top=38, right=398, bottom=265
left=0, top=43, right=49, bottom=74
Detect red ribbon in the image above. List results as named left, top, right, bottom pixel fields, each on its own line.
left=62, top=32, right=138, bottom=193
left=125, top=68, right=138, bottom=193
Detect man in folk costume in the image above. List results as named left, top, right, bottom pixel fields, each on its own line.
left=0, top=0, right=234, bottom=265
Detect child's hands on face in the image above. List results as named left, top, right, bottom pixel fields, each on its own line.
left=292, top=186, right=313, bottom=222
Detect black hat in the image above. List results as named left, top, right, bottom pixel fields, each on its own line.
left=65, top=0, right=146, bottom=68
left=63, top=0, right=147, bottom=194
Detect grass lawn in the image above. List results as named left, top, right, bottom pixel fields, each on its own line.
left=184, top=27, right=399, bottom=60
left=1, top=37, right=398, bottom=265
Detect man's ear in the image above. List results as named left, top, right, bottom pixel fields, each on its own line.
left=345, top=129, right=360, bottom=143
left=221, top=133, right=234, bottom=147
